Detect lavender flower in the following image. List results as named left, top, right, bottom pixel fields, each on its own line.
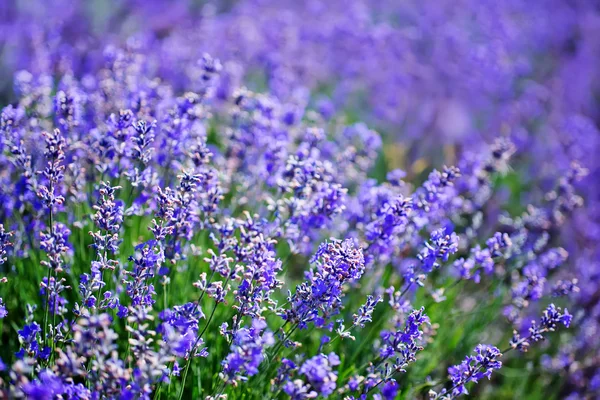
left=159, top=302, right=205, bottom=358
left=0, top=225, right=12, bottom=265
left=22, top=370, right=67, bottom=399
left=365, top=196, right=412, bottom=243
left=283, top=239, right=365, bottom=329
left=124, top=240, right=164, bottom=307
left=510, top=304, right=572, bottom=352
left=440, top=345, right=503, bottom=398
left=551, top=279, right=579, bottom=297
left=413, top=166, right=461, bottom=222
left=90, top=182, right=124, bottom=254
left=353, top=295, right=383, bottom=329
left=454, top=232, right=511, bottom=282
left=381, top=380, right=399, bottom=400
left=0, top=298, right=6, bottom=319
left=378, top=307, right=429, bottom=371
left=36, top=129, right=66, bottom=211
left=284, top=353, right=341, bottom=398
left=39, top=223, right=71, bottom=273
left=417, top=229, right=459, bottom=273
left=486, top=232, right=512, bottom=258
left=232, top=231, right=282, bottom=324
left=221, top=319, right=274, bottom=382
left=16, top=322, right=46, bottom=360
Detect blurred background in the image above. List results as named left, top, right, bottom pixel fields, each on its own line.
left=2, top=0, right=600, bottom=175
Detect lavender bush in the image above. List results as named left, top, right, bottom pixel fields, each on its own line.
left=0, top=1, right=599, bottom=399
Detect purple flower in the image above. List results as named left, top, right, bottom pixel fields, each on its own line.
left=159, top=302, right=205, bottom=358
left=353, top=295, right=383, bottom=329
left=124, top=240, right=164, bottom=307
left=90, top=182, right=124, bottom=254
left=17, top=322, right=47, bottom=359
left=413, top=166, right=461, bottom=222
left=510, top=304, right=572, bottom=352
left=284, top=353, right=340, bottom=398
left=272, top=358, right=298, bottom=392
left=381, top=380, right=399, bottom=400
left=39, top=223, right=71, bottom=273
left=0, top=298, right=6, bottom=318
left=130, top=119, right=156, bottom=166
left=453, top=231, right=512, bottom=283
left=22, top=370, right=66, bottom=399
left=365, top=196, right=412, bottom=243
left=0, top=224, right=12, bottom=265
left=417, top=229, right=459, bottom=273
left=486, top=232, right=512, bottom=258
left=117, top=304, right=128, bottom=319
left=379, top=307, right=429, bottom=370
left=18, top=322, right=41, bottom=343
left=36, top=129, right=66, bottom=210
left=54, top=89, right=82, bottom=133
left=40, top=276, right=70, bottom=316
left=445, top=345, right=503, bottom=397
left=221, top=319, right=274, bottom=382
left=551, top=279, right=579, bottom=297
left=387, top=169, right=406, bottom=187
left=0, top=4, right=597, bottom=398
left=283, top=239, right=365, bottom=329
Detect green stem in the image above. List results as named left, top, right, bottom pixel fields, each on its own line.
left=177, top=275, right=230, bottom=400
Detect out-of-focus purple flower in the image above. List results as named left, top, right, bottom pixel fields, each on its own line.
left=413, top=166, right=461, bottom=223
left=486, top=232, right=512, bottom=258
left=417, top=229, right=459, bottom=273
left=551, top=279, right=579, bottom=297
left=0, top=298, right=6, bottom=319
left=381, top=380, right=399, bottom=400
left=22, top=370, right=66, bottom=399
left=510, top=304, right=571, bottom=352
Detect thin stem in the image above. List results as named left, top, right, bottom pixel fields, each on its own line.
left=43, top=209, right=54, bottom=348
left=193, top=269, right=216, bottom=314
left=177, top=303, right=217, bottom=400
left=177, top=275, right=230, bottom=400
left=163, top=279, right=168, bottom=310
left=323, top=323, right=357, bottom=350
left=43, top=266, right=52, bottom=346
left=213, top=381, right=226, bottom=398
left=354, top=357, right=385, bottom=395
left=96, top=258, right=106, bottom=308
left=365, top=366, right=398, bottom=395
left=252, top=322, right=300, bottom=391
left=441, top=364, right=486, bottom=400
left=268, top=323, right=298, bottom=364
left=154, top=268, right=216, bottom=398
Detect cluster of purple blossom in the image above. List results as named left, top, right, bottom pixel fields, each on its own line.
left=0, top=0, right=598, bottom=399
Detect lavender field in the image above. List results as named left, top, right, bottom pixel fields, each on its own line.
left=0, top=1, right=599, bottom=399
